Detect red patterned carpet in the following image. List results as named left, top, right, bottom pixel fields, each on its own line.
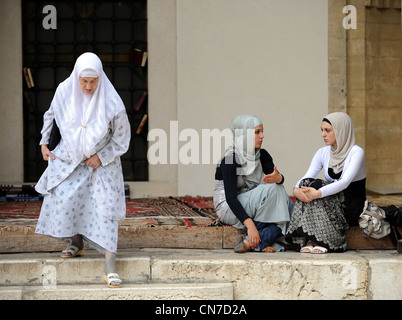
left=0, top=197, right=218, bottom=228
left=0, top=201, right=42, bottom=219
left=1, top=194, right=398, bottom=229
left=0, top=195, right=400, bottom=253
left=126, top=197, right=215, bottom=219
left=123, top=197, right=217, bottom=227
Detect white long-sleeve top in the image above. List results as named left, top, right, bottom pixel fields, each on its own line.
left=295, top=145, right=366, bottom=198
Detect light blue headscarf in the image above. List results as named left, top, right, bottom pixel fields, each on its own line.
left=223, top=114, right=264, bottom=190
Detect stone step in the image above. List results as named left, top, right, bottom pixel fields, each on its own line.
left=1, top=223, right=400, bottom=253
left=0, top=250, right=151, bottom=286
left=1, top=248, right=401, bottom=300
left=0, top=282, right=233, bottom=300
left=0, top=224, right=244, bottom=253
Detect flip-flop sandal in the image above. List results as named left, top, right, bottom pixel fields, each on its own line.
left=103, top=273, right=122, bottom=288
left=261, top=246, right=276, bottom=253
left=60, top=245, right=84, bottom=258
left=312, top=246, right=328, bottom=254
left=300, top=245, right=314, bottom=253
left=234, top=236, right=251, bottom=253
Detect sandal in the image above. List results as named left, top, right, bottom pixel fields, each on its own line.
left=312, top=246, right=328, bottom=254
left=300, top=245, right=314, bottom=253
left=103, top=273, right=122, bottom=288
left=234, top=236, right=251, bottom=253
left=60, top=245, right=84, bottom=258
left=261, top=246, right=276, bottom=253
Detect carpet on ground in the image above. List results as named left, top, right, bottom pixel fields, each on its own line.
left=0, top=197, right=219, bottom=228
left=1, top=185, right=399, bottom=230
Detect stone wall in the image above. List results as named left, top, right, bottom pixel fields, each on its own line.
left=365, top=6, right=402, bottom=194
left=329, top=0, right=402, bottom=194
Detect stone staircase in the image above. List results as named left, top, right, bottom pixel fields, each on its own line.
left=0, top=249, right=232, bottom=300
left=1, top=248, right=401, bottom=300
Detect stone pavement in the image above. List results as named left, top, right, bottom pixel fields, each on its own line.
left=0, top=193, right=401, bottom=300
left=0, top=247, right=401, bottom=300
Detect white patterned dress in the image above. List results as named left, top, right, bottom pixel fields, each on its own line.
left=35, top=110, right=131, bottom=253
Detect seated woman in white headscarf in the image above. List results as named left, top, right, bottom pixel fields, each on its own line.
left=35, top=52, right=131, bottom=288
left=213, top=114, right=294, bottom=253
left=286, top=112, right=366, bottom=254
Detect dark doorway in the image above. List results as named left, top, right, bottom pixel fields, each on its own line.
left=22, top=0, right=148, bottom=182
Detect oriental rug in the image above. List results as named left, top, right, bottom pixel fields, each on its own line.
left=0, top=191, right=400, bottom=230
left=0, top=197, right=218, bottom=229
left=0, top=194, right=401, bottom=253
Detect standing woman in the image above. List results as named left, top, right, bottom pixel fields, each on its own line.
left=286, top=112, right=366, bottom=253
left=35, top=52, right=131, bottom=287
left=213, top=114, right=293, bottom=253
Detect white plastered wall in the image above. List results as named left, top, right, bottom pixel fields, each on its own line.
left=0, top=0, right=23, bottom=184
left=145, top=0, right=328, bottom=197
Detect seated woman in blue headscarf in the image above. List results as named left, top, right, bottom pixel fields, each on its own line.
left=213, top=114, right=294, bottom=253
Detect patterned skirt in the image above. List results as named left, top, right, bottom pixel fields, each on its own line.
left=35, top=163, right=123, bottom=253
left=285, top=178, right=349, bottom=252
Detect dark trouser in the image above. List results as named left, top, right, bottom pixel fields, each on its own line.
left=250, top=221, right=282, bottom=251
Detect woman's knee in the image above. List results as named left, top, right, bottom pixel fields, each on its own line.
left=260, top=183, right=286, bottom=197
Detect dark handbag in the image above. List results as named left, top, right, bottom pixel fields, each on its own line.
left=381, top=205, right=402, bottom=247
left=48, top=119, right=61, bottom=150
left=382, top=205, right=402, bottom=227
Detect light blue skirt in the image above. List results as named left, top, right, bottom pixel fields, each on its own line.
left=221, top=183, right=293, bottom=236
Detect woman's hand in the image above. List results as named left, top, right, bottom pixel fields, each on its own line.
left=41, top=145, right=55, bottom=161
left=84, top=154, right=101, bottom=169
left=300, top=187, right=322, bottom=201
left=262, top=165, right=282, bottom=184
left=243, top=218, right=260, bottom=249
left=293, top=187, right=312, bottom=203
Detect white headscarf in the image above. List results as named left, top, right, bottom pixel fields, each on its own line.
left=224, top=114, right=263, bottom=188
left=51, top=52, right=125, bottom=164
left=324, top=112, right=356, bottom=174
